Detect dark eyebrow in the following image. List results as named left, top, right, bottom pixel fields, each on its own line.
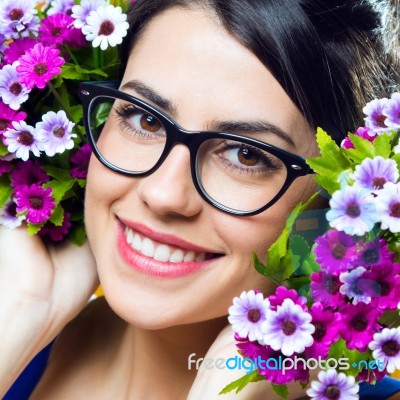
left=211, top=120, right=296, bottom=147
left=121, top=80, right=295, bottom=147
left=121, top=80, right=177, bottom=115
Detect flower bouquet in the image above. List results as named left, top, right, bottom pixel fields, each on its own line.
left=0, top=0, right=129, bottom=243
left=222, top=93, right=400, bottom=399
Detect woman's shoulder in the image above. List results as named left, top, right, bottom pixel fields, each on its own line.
left=30, top=296, right=128, bottom=398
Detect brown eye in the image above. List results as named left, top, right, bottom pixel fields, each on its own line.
left=237, top=147, right=260, bottom=166
left=140, top=114, right=162, bottom=132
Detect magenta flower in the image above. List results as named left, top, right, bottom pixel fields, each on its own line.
left=10, top=159, right=49, bottom=189
left=363, top=261, right=400, bottom=311
left=341, top=126, right=378, bottom=149
left=39, top=13, right=81, bottom=47
left=261, top=298, right=314, bottom=356
left=383, top=93, right=400, bottom=129
left=16, top=43, right=65, bottom=90
left=39, top=211, right=71, bottom=242
left=3, top=37, right=37, bottom=64
left=375, top=182, right=400, bottom=233
left=353, top=156, right=399, bottom=191
left=0, top=160, right=12, bottom=176
left=340, top=302, right=382, bottom=351
left=314, top=229, right=357, bottom=274
left=363, top=98, right=390, bottom=133
left=70, top=143, right=91, bottom=179
left=369, top=327, right=400, bottom=373
left=0, top=62, right=30, bottom=110
left=236, top=339, right=308, bottom=385
left=228, top=290, right=270, bottom=342
left=326, top=185, right=378, bottom=236
left=268, top=285, right=307, bottom=311
left=36, top=110, right=76, bottom=156
left=15, top=184, right=55, bottom=224
left=357, top=365, right=386, bottom=383
left=353, top=238, right=393, bottom=267
left=3, top=120, right=40, bottom=161
left=0, top=102, right=26, bottom=134
left=307, top=369, right=359, bottom=400
left=310, top=272, right=345, bottom=308
left=339, top=267, right=377, bottom=305
left=305, top=303, right=342, bottom=359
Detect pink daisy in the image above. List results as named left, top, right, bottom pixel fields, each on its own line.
left=15, top=184, right=55, bottom=224
left=16, top=43, right=65, bottom=89
left=310, top=272, right=346, bottom=308
left=3, top=37, right=37, bottom=64
left=10, top=159, right=49, bottom=189
left=0, top=101, right=26, bottom=134
left=39, top=13, right=81, bottom=47
left=268, top=285, right=308, bottom=311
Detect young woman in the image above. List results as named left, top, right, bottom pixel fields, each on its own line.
left=1, top=0, right=399, bottom=398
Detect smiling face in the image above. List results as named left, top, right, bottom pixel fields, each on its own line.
left=84, top=5, right=319, bottom=329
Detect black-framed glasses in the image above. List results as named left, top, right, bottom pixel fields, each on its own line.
left=78, top=81, right=314, bottom=216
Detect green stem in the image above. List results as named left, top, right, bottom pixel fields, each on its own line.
left=93, top=47, right=99, bottom=69
left=47, top=81, right=84, bottom=138
left=64, top=45, right=80, bottom=67
left=100, top=49, right=105, bottom=69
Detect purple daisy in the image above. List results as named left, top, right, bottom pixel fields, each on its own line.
left=363, top=261, right=400, bottom=311
left=36, top=110, right=76, bottom=156
left=268, top=285, right=308, bottom=311
left=305, top=303, right=342, bottom=359
left=0, top=101, right=26, bottom=134
left=228, top=290, right=270, bottom=342
left=375, top=182, right=400, bottom=233
left=369, top=327, right=400, bottom=373
left=353, top=238, right=393, bottom=267
left=326, top=185, right=378, bottom=236
left=306, top=369, right=359, bottom=400
left=16, top=43, right=65, bottom=90
left=0, top=0, right=37, bottom=40
left=0, top=198, right=25, bottom=228
left=236, top=339, right=309, bottom=385
left=3, top=120, right=40, bottom=161
left=310, top=272, right=345, bottom=307
left=339, top=266, right=377, bottom=305
left=363, top=98, right=390, bottom=133
left=3, top=37, right=37, bottom=64
left=261, top=298, right=314, bottom=356
left=71, top=0, right=105, bottom=29
left=10, top=159, right=49, bottom=189
left=15, top=184, right=55, bottom=224
left=340, top=302, right=382, bottom=351
left=39, top=211, right=71, bottom=242
left=0, top=62, right=30, bottom=110
left=39, top=13, right=81, bottom=47
left=0, top=160, right=12, bottom=176
left=70, top=143, right=91, bottom=179
left=314, top=229, right=357, bottom=274
left=383, top=93, right=400, bottom=129
left=353, top=156, right=399, bottom=191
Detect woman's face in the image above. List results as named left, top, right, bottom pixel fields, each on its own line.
left=85, top=6, right=319, bottom=329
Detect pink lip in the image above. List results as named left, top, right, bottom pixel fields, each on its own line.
left=116, top=220, right=221, bottom=279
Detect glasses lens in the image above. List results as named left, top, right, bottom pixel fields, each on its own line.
left=197, top=138, right=288, bottom=212
left=88, top=96, right=167, bottom=173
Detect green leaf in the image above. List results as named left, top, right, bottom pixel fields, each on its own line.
left=373, top=133, right=394, bottom=157
left=271, top=383, right=289, bottom=399
left=289, top=234, right=310, bottom=261
left=219, top=370, right=264, bottom=395
left=343, top=133, right=375, bottom=163
left=43, top=178, right=75, bottom=204
left=0, top=142, right=8, bottom=156
left=27, top=222, right=45, bottom=236
left=43, top=166, right=72, bottom=181
left=70, top=224, right=86, bottom=246
left=49, top=204, right=64, bottom=226
left=0, top=175, right=12, bottom=208
left=69, top=104, right=83, bottom=124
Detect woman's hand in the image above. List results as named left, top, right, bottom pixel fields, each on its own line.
left=187, top=325, right=310, bottom=400
left=0, top=225, right=98, bottom=395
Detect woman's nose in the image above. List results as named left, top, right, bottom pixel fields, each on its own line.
left=135, top=144, right=203, bottom=217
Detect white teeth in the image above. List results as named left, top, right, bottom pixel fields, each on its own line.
left=196, top=252, right=206, bottom=262
left=183, top=251, right=196, bottom=262
left=141, top=237, right=155, bottom=257
left=132, top=234, right=142, bottom=251
left=154, top=244, right=171, bottom=262
left=124, top=227, right=211, bottom=263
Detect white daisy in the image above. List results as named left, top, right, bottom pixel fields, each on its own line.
left=375, top=182, right=400, bottom=233
left=82, top=4, right=129, bottom=50
left=0, top=62, right=30, bottom=110
left=71, top=0, right=105, bottom=29
left=369, top=327, right=400, bottom=373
